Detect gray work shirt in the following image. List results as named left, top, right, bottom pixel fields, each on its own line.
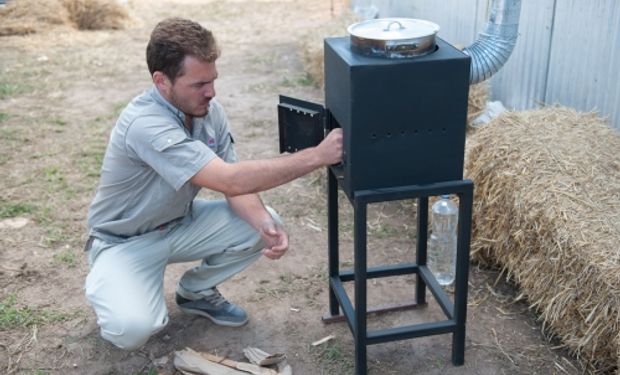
left=87, top=87, right=237, bottom=242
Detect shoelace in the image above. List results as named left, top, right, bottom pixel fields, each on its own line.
left=204, top=288, right=227, bottom=307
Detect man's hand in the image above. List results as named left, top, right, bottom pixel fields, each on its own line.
left=260, top=220, right=289, bottom=260
left=316, top=128, right=343, bottom=166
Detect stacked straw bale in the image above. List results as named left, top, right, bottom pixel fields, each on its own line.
left=0, top=0, right=69, bottom=36
left=299, top=11, right=360, bottom=88
left=62, top=0, right=129, bottom=31
left=466, top=82, right=488, bottom=125
left=465, top=107, right=620, bottom=373
left=0, top=0, right=129, bottom=36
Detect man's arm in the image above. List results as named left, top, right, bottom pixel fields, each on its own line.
left=226, top=193, right=288, bottom=260
left=190, top=128, right=343, bottom=196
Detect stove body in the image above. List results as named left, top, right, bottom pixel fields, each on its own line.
left=326, top=37, right=470, bottom=195
left=279, top=37, right=470, bottom=196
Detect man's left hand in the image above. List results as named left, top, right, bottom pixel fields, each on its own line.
left=260, top=220, right=289, bottom=260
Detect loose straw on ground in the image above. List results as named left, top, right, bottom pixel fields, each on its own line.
left=465, top=107, right=620, bottom=374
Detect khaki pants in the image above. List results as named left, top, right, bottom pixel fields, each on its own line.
left=84, top=199, right=280, bottom=350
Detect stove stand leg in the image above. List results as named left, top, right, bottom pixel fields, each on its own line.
left=416, top=196, right=429, bottom=306
left=327, top=168, right=340, bottom=317
left=353, top=198, right=368, bottom=375
left=452, top=186, right=473, bottom=365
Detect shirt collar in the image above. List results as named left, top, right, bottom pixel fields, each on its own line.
left=148, top=85, right=188, bottom=126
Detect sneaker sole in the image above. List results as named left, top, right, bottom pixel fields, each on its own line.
left=177, top=305, right=249, bottom=327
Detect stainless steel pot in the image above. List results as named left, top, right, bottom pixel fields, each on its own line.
left=347, top=18, right=440, bottom=59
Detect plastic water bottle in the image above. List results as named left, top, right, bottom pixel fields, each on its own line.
left=427, top=195, right=458, bottom=286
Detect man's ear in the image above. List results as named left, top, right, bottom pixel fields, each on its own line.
left=153, top=71, right=171, bottom=92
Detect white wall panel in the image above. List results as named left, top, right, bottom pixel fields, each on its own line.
left=545, top=0, right=620, bottom=130
left=408, top=0, right=480, bottom=46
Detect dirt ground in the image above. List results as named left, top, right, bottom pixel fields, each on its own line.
left=0, top=1, right=588, bottom=374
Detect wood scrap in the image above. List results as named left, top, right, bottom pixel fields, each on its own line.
left=174, top=348, right=247, bottom=375
left=243, top=347, right=286, bottom=366
left=311, top=335, right=335, bottom=346
left=202, top=352, right=279, bottom=375
left=174, top=347, right=290, bottom=375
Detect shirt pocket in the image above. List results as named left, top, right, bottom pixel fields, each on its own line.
left=151, top=130, right=187, bottom=152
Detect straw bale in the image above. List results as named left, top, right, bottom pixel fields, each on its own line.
left=0, top=0, right=70, bottom=35
left=62, top=0, right=129, bottom=30
left=466, top=82, right=488, bottom=125
left=465, top=107, right=620, bottom=373
left=299, top=11, right=360, bottom=88
left=0, top=0, right=128, bottom=36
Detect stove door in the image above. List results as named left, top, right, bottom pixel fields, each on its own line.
left=278, top=95, right=325, bottom=153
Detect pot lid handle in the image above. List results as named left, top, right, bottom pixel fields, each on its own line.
left=384, top=20, right=405, bottom=32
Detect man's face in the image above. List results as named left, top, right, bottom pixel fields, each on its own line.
left=159, top=56, right=218, bottom=118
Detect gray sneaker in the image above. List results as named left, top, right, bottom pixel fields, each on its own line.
left=176, top=288, right=248, bottom=327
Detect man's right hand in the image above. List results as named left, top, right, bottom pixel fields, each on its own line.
left=316, top=128, right=343, bottom=166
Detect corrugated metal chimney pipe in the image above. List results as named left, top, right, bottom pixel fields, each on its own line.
left=463, top=0, right=522, bottom=84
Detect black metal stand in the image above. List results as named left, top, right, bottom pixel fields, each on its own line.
left=324, top=167, right=474, bottom=375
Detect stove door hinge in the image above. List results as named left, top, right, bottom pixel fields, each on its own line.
left=278, top=95, right=326, bottom=154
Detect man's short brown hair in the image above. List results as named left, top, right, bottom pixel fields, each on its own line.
left=146, top=17, right=220, bottom=82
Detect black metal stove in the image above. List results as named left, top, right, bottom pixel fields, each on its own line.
left=278, top=35, right=474, bottom=375
left=325, top=37, right=469, bottom=196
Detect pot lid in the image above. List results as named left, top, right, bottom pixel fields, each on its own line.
left=347, top=18, right=440, bottom=40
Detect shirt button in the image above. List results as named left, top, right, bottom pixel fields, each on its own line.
left=167, top=139, right=172, bottom=143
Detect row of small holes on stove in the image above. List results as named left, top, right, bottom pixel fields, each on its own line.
left=369, top=127, right=448, bottom=139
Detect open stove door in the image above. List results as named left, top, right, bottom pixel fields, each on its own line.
left=277, top=95, right=326, bottom=153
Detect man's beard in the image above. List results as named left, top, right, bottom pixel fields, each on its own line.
left=169, top=91, right=210, bottom=118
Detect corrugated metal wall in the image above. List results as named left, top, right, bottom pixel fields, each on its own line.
left=361, top=0, right=620, bottom=132
left=545, top=0, right=620, bottom=125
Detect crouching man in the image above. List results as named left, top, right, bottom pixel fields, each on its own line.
left=84, top=17, right=342, bottom=350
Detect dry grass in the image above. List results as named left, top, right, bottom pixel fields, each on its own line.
left=0, top=0, right=129, bottom=36
left=465, top=107, right=620, bottom=374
